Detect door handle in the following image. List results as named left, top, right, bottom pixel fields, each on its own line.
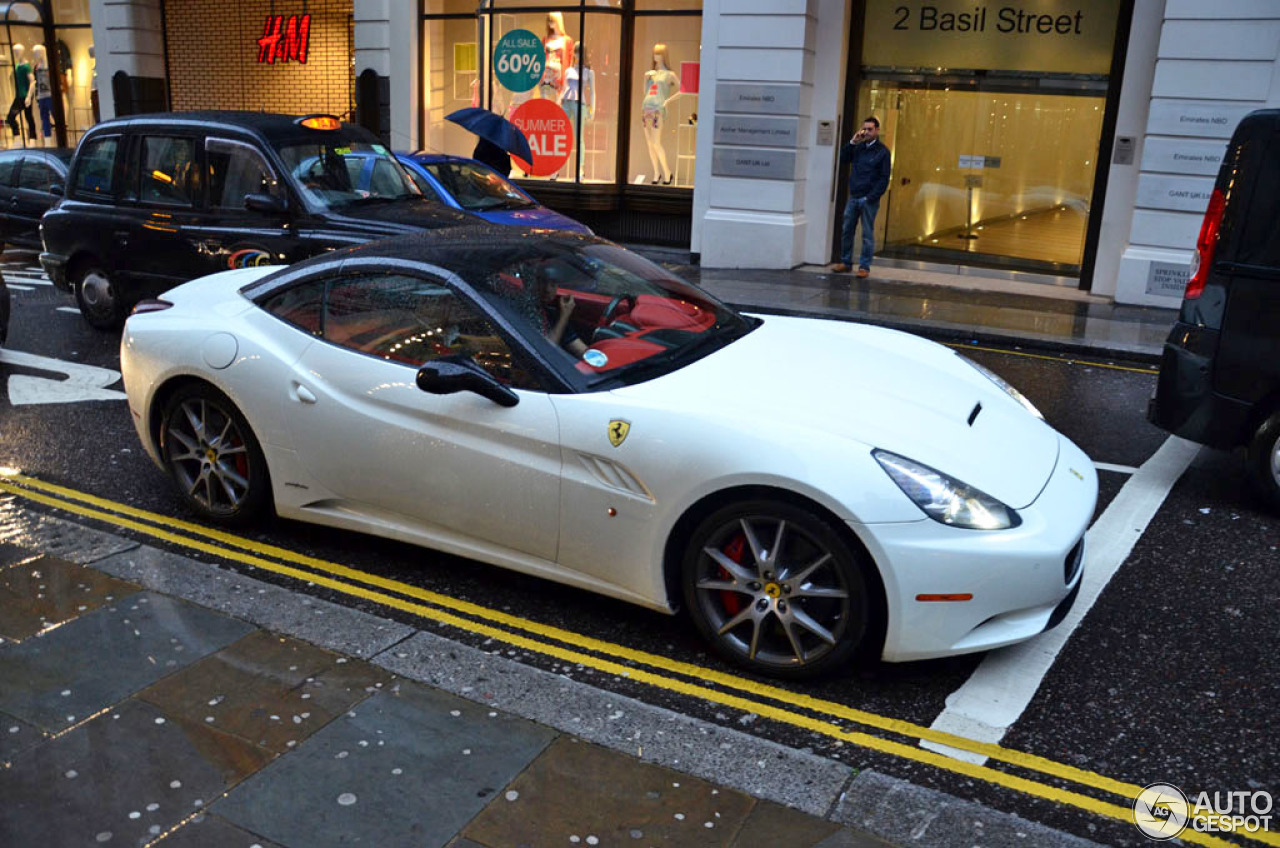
left=293, top=383, right=317, bottom=404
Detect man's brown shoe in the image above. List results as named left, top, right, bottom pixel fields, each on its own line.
left=856, top=267, right=870, bottom=278
left=830, top=263, right=850, bottom=272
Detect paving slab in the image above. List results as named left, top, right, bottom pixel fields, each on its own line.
left=214, top=682, right=556, bottom=848
left=0, top=697, right=272, bottom=847
left=374, top=629, right=856, bottom=817
left=0, top=541, right=39, bottom=567
left=0, top=709, right=45, bottom=764
left=154, top=812, right=285, bottom=848
left=90, top=543, right=416, bottom=658
left=462, top=734, right=757, bottom=846
left=139, top=630, right=393, bottom=754
left=0, top=591, right=254, bottom=731
left=0, top=554, right=139, bottom=642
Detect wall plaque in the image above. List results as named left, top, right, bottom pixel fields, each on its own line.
left=712, top=146, right=797, bottom=180
left=1135, top=174, right=1214, bottom=213
left=1146, top=100, right=1252, bottom=140
left=1146, top=260, right=1189, bottom=298
left=1140, top=138, right=1226, bottom=177
left=713, top=116, right=800, bottom=148
left=714, top=83, right=802, bottom=116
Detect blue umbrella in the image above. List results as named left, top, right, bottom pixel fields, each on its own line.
left=445, top=108, right=533, bottom=164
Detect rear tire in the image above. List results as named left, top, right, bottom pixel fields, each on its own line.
left=681, top=499, right=869, bottom=679
left=160, top=384, right=271, bottom=526
left=73, top=262, right=125, bottom=330
left=1246, top=410, right=1280, bottom=513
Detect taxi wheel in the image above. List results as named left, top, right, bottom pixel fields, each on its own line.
left=1247, top=410, right=1280, bottom=513
left=73, top=263, right=125, bottom=330
left=160, top=384, right=271, bottom=526
left=682, top=499, right=868, bottom=679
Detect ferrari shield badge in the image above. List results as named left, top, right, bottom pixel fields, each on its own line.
left=607, top=419, right=631, bottom=447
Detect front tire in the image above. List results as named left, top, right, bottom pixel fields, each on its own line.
left=682, top=499, right=869, bottom=679
left=160, top=384, right=271, bottom=526
left=73, top=263, right=125, bottom=330
left=1247, top=410, right=1280, bottom=513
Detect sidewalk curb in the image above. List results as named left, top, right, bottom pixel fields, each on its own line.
left=3, top=503, right=1106, bottom=848
left=729, top=302, right=1164, bottom=365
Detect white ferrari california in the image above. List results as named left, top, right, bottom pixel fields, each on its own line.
left=121, top=228, right=1096, bottom=678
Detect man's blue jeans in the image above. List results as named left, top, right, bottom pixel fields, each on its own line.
left=841, top=195, right=879, bottom=269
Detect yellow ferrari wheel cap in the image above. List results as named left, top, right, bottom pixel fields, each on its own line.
left=607, top=420, right=631, bottom=447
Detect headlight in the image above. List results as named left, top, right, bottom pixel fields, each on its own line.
left=873, top=450, right=1020, bottom=530
left=959, top=355, right=1043, bottom=420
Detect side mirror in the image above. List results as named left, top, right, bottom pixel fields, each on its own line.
left=49, top=183, right=64, bottom=196
left=416, top=356, right=519, bottom=408
left=244, top=192, right=288, bottom=214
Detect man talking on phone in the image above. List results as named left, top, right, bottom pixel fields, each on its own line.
left=831, top=116, right=891, bottom=277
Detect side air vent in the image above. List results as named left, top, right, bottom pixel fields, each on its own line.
left=577, top=454, right=654, bottom=500
left=967, top=402, right=982, bottom=426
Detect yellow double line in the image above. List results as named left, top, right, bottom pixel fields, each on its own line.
left=0, top=471, right=1267, bottom=848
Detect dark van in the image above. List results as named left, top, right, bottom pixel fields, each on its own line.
left=40, top=112, right=474, bottom=329
left=1148, top=109, right=1280, bottom=510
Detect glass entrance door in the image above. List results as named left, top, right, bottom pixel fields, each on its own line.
left=862, top=81, right=1106, bottom=275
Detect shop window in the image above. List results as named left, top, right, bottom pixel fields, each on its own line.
left=70, top=134, right=118, bottom=199
left=627, top=15, right=699, bottom=187
left=206, top=137, right=280, bottom=209
left=424, top=2, right=700, bottom=190
left=140, top=136, right=198, bottom=207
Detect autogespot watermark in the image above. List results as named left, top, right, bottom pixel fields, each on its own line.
left=1132, top=783, right=1273, bottom=840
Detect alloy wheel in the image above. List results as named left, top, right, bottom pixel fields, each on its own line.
left=689, top=511, right=861, bottom=672
left=164, top=397, right=254, bottom=516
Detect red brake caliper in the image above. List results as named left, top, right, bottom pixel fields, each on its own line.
left=719, top=532, right=748, bottom=615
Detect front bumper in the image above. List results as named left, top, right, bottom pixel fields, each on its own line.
left=858, top=433, right=1096, bottom=663
left=40, top=252, right=69, bottom=292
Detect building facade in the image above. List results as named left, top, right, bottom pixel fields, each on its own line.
left=86, top=0, right=1280, bottom=307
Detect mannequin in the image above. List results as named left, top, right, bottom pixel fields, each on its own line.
left=540, top=12, right=572, bottom=104
left=6, top=44, right=36, bottom=147
left=640, top=43, right=681, bottom=185
left=561, top=43, right=595, bottom=180
left=32, top=44, right=53, bottom=147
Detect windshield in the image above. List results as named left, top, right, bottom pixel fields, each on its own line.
left=467, top=242, right=753, bottom=385
left=425, top=160, right=534, bottom=212
left=276, top=139, right=421, bottom=209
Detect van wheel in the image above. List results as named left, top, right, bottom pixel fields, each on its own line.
left=1246, top=410, right=1280, bottom=512
left=74, top=263, right=125, bottom=330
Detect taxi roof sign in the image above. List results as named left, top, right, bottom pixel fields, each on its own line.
left=297, top=115, right=341, bottom=131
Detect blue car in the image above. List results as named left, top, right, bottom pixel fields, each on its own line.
left=395, top=153, right=591, bottom=234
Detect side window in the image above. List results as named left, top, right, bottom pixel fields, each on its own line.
left=140, top=136, right=199, bottom=207
left=369, top=159, right=405, bottom=197
left=0, top=155, right=17, bottom=186
left=207, top=137, right=281, bottom=210
left=18, top=158, right=57, bottom=193
left=322, top=273, right=539, bottom=389
left=262, top=280, right=324, bottom=335
left=405, top=167, right=439, bottom=200
left=71, top=135, right=119, bottom=199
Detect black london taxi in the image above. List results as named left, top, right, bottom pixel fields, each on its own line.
left=1148, top=108, right=1280, bottom=511
left=40, top=112, right=475, bottom=329
left=0, top=147, right=73, bottom=251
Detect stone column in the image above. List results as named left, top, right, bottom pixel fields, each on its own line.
left=92, top=0, right=167, bottom=119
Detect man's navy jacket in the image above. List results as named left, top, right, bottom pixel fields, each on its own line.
left=840, top=139, right=892, bottom=203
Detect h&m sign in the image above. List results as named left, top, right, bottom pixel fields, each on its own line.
left=258, top=14, right=311, bottom=65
